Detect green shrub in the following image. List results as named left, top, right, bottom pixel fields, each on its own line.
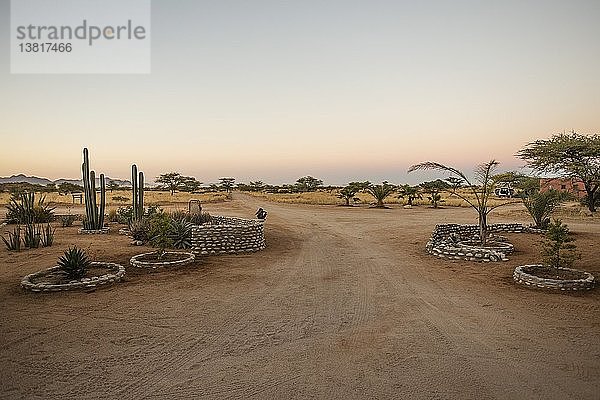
left=542, top=219, right=579, bottom=270
left=522, top=189, right=570, bottom=229
left=57, top=246, right=91, bottom=280
left=1, top=226, right=22, bottom=251
left=116, top=206, right=134, bottom=224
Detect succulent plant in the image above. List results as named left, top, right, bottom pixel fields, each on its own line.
left=131, top=164, right=145, bottom=222
left=169, top=218, right=193, bottom=249
left=82, top=148, right=106, bottom=230
left=57, top=246, right=91, bottom=280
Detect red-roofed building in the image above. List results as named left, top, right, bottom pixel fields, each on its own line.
left=539, top=177, right=586, bottom=199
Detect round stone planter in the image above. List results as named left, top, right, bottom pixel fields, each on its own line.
left=130, top=251, right=195, bottom=269
left=79, top=227, right=110, bottom=234
left=21, top=262, right=125, bottom=292
left=457, top=240, right=514, bottom=255
left=513, top=264, right=595, bottom=291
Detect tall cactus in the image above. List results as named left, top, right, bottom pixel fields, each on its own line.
left=132, top=164, right=145, bottom=221
left=82, top=148, right=106, bottom=230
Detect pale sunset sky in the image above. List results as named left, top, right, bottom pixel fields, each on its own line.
left=0, top=0, right=599, bottom=185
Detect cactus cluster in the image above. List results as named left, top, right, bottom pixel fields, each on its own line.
left=131, top=164, right=145, bottom=221
left=81, top=148, right=106, bottom=230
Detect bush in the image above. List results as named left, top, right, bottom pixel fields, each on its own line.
left=107, top=209, right=118, bottom=223
left=187, top=212, right=212, bottom=225
left=6, top=192, right=55, bottom=224
left=60, top=214, right=77, bottom=227
left=522, top=189, right=570, bottom=229
left=116, top=206, right=134, bottom=224
left=57, top=246, right=91, bottom=280
left=112, top=196, right=129, bottom=202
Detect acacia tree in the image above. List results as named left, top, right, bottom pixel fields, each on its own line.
left=338, top=181, right=370, bottom=206
left=409, top=160, right=517, bottom=245
left=365, top=181, right=395, bottom=208
left=419, top=180, right=448, bottom=208
left=397, top=184, right=422, bottom=206
left=219, top=177, right=235, bottom=193
left=295, top=176, right=323, bottom=192
left=107, top=180, right=120, bottom=193
left=517, top=133, right=600, bottom=212
left=156, top=173, right=200, bottom=195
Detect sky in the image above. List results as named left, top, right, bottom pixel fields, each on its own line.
left=0, top=0, right=599, bottom=185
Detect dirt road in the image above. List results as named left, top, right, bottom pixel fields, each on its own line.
left=1, top=194, right=599, bottom=399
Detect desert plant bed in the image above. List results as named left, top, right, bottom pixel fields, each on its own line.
left=21, top=262, right=125, bottom=292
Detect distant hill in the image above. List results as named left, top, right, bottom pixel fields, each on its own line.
left=0, top=174, right=131, bottom=187
left=0, top=174, right=53, bottom=185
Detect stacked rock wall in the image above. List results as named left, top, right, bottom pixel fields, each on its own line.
left=426, top=223, right=539, bottom=262
left=191, top=216, right=266, bottom=256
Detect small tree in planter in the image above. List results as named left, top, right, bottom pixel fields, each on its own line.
left=148, top=213, right=174, bottom=259
left=513, top=219, right=594, bottom=290
left=409, top=160, right=518, bottom=245
left=542, top=220, right=579, bottom=274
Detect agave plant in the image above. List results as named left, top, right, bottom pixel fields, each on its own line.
left=23, top=223, right=41, bottom=249
left=169, top=218, right=193, bottom=249
left=57, top=246, right=91, bottom=280
left=128, top=219, right=149, bottom=242
left=40, top=223, right=55, bottom=247
left=6, top=192, right=55, bottom=224
left=1, top=225, right=22, bottom=251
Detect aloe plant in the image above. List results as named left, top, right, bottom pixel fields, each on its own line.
left=81, top=148, right=106, bottom=230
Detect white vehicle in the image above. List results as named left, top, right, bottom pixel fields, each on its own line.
left=494, top=186, right=515, bottom=198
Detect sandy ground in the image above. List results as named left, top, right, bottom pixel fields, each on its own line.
left=1, top=194, right=599, bottom=399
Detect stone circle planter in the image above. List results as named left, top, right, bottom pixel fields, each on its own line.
left=513, top=264, right=595, bottom=291
left=457, top=240, right=515, bottom=255
left=130, top=251, right=195, bottom=269
left=79, top=227, right=110, bottom=234
left=21, top=262, right=125, bottom=292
